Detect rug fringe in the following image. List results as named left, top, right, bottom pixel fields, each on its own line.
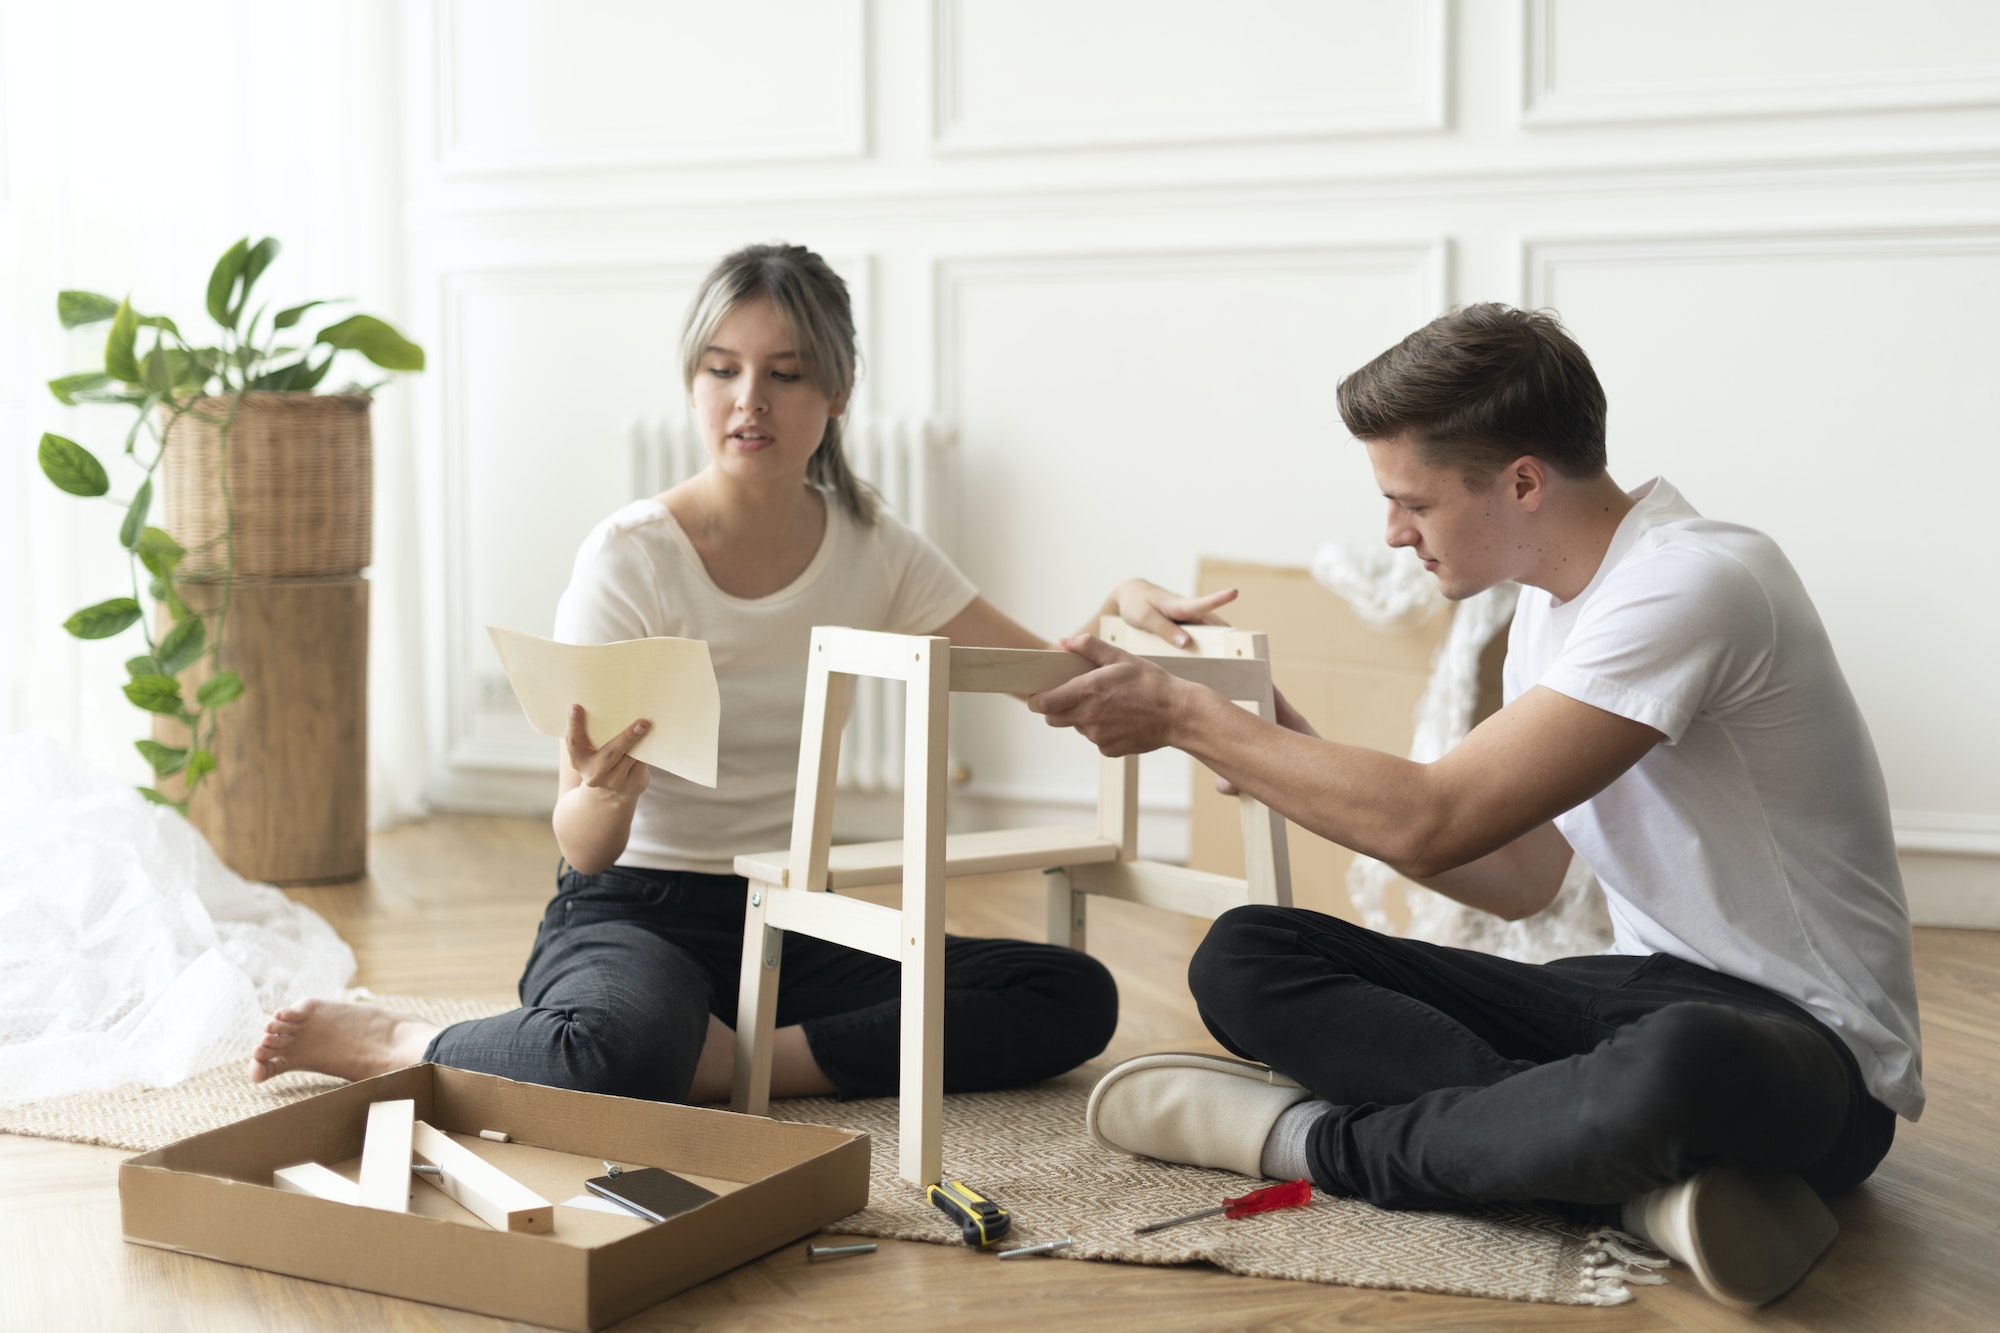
left=1575, top=1226, right=1673, bottom=1305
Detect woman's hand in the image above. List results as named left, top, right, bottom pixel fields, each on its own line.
left=565, top=705, right=653, bottom=802
left=1101, top=578, right=1239, bottom=648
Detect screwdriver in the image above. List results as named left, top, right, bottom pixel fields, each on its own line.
left=1133, top=1178, right=1313, bottom=1235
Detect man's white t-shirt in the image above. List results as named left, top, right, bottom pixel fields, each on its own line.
left=1504, top=478, right=1924, bottom=1119
left=553, top=492, right=978, bottom=876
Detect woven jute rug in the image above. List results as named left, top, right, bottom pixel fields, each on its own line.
left=1, top=997, right=1663, bottom=1306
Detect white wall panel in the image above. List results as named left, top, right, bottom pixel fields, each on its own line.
left=434, top=0, right=867, bottom=175
left=1524, top=0, right=2000, bottom=125
left=1523, top=227, right=2000, bottom=848
left=936, top=244, right=1446, bottom=811
left=932, top=0, right=1446, bottom=152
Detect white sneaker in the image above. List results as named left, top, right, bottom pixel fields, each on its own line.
left=1622, top=1166, right=1838, bottom=1309
left=1086, top=1052, right=1311, bottom=1178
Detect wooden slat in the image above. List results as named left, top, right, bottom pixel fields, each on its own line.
left=947, top=646, right=1090, bottom=694
left=735, top=826, right=1120, bottom=892
left=763, top=888, right=902, bottom=960
left=272, top=1161, right=360, bottom=1205
left=1067, top=859, right=1259, bottom=921
left=410, top=1122, right=552, bottom=1234
left=357, top=1098, right=414, bottom=1213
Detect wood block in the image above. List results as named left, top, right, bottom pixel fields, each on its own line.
left=358, top=1098, right=415, bottom=1212
left=155, top=576, right=369, bottom=885
left=272, top=1161, right=360, bottom=1205
left=411, top=1121, right=554, bottom=1233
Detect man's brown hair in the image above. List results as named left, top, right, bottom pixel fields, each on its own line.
left=1337, top=303, right=1607, bottom=483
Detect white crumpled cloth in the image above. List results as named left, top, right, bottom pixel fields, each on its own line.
left=1310, top=544, right=1613, bottom=963
left=0, top=731, right=355, bottom=1105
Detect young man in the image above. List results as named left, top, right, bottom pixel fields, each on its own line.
left=1031, top=304, right=1920, bottom=1310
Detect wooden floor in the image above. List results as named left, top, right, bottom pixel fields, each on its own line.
left=6, top=813, right=1998, bottom=1332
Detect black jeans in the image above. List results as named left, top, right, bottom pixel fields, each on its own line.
left=1191, top=905, right=1896, bottom=1212
left=425, top=866, right=1119, bottom=1102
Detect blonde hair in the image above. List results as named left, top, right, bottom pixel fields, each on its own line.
left=679, top=243, right=878, bottom=525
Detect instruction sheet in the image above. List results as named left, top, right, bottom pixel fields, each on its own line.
left=486, top=627, right=720, bottom=787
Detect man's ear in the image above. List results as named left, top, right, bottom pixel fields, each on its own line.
left=1507, top=455, right=1550, bottom=513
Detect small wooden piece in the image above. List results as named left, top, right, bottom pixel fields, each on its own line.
left=273, top=1161, right=361, bottom=1205
left=358, top=1098, right=415, bottom=1212
left=411, top=1121, right=554, bottom=1234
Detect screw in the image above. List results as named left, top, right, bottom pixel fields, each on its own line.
left=996, top=1237, right=1074, bottom=1260
left=603, top=1161, right=623, bottom=1176
left=751, top=891, right=762, bottom=907
left=806, top=1242, right=877, bottom=1262
left=411, top=1163, right=442, bottom=1178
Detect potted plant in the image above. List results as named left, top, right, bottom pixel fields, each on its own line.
left=38, top=236, right=422, bottom=879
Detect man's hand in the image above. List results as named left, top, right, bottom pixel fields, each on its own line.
left=1028, top=634, right=1193, bottom=756
left=1101, top=578, right=1238, bottom=648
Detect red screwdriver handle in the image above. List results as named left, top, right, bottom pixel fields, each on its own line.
left=1221, top=1177, right=1312, bottom=1219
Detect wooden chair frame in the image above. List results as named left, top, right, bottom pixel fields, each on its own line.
left=730, top=618, right=1292, bottom=1185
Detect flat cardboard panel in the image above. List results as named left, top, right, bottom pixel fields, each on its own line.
left=120, top=1065, right=868, bottom=1331
left=1187, top=560, right=1504, bottom=931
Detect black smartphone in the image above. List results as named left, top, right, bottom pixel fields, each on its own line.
left=583, top=1167, right=719, bottom=1223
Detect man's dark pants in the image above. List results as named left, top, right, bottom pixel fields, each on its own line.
left=1191, top=905, right=1896, bottom=1212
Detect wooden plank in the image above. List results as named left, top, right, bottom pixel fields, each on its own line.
left=763, top=887, right=902, bottom=960
left=736, top=825, right=1119, bottom=892
left=357, top=1098, right=414, bottom=1213
left=947, top=646, right=1090, bottom=695
left=1098, top=754, right=1140, bottom=860
left=410, top=1122, right=553, bottom=1234
left=1045, top=868, right=1087, bottom=951
left=812, top=625, right=935, bottom=681
left=1068, top=860, right=1259, bottom=921
left=730, top=890, right=780, bottom=1116
left=899, top=641, right=950, bottom=1187
left=1231, top=630, right=1294, bottom=909
left=272, top=1162, right=360, bottom=1205
left=784, top=657, right=852, bottom=894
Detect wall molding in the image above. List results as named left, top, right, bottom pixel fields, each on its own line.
left=1522, top=0, right=2000, bottom=128
left=933, top=240, right=1451, bottom=417
left=929, top=0, right=1449, bottom=153
left=1519, top=222, right=2000, bottom=307
left=429, top=0, right=870, bottom=177
left=1894, top=811, right=2000, bottom=857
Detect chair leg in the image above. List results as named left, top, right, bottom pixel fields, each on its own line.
left=731, top=882, right=783, bottom=1116
left=1045, top=867, right=1086, bottom=950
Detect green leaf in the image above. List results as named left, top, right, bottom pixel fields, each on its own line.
left=315, top=314, right=424, bottom=372
left=48, top=372, right=112, bottom=405
left=138, top=345, right=174, bottom=396
left=196, top=670, right=243, bottom=708
left=135, top=526, right=185, bottom=578
left=105, top=298, right=140, bottom=383
left=126, top=654, right=162, bottom=677
left=38, top=433, right=109, bottom=496
left=135, top=739, right=189, bottom=776
left=136, top=314, right=180, bottom=336
left=273, top=300, right=327, bottom=330
left=157, top=614, right=206, bottom=675
left=207, top=238, right=249, bottom=328
left=185, top=748, right=217, bottom=780
left=233, top=238, right=280, bottom=323
left=149, top=575, right=190, bottom=623
left=123, top=674, right=183, bottom=713
left=119, top=478, right=152, bottom=550
left=136, top=785, right=178, bottom=808
left=58, top=290, right=122, bottom=329
left=64, top=597, right=142, bottom=639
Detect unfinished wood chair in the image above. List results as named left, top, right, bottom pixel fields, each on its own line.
left=730, top=617, right=1292, bottom=1185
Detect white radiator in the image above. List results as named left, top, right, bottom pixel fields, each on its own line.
left=624, top=414, right=957, bottom=794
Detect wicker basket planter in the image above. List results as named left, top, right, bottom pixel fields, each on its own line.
left=154, top=392, right=373, bottom=884
left=159, top=392, right=372, bottom=580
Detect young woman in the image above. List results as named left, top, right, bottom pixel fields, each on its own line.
left=247, top=242, right=1228, bottom=1103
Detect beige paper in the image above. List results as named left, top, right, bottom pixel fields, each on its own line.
left=486, top=626, right=720, bottom=787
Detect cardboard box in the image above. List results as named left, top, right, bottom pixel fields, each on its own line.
left=120, top=1065, right=869, bottom=1330
left=1187, top=559, right=1505, bottom=931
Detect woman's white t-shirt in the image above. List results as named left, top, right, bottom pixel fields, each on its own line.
left=1505, top=478, right=1924, bottom=1119
left=553, top=492, right=978, bottom=876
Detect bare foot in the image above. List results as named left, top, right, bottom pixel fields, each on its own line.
left=247, top=998, right=441, bottom=1084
